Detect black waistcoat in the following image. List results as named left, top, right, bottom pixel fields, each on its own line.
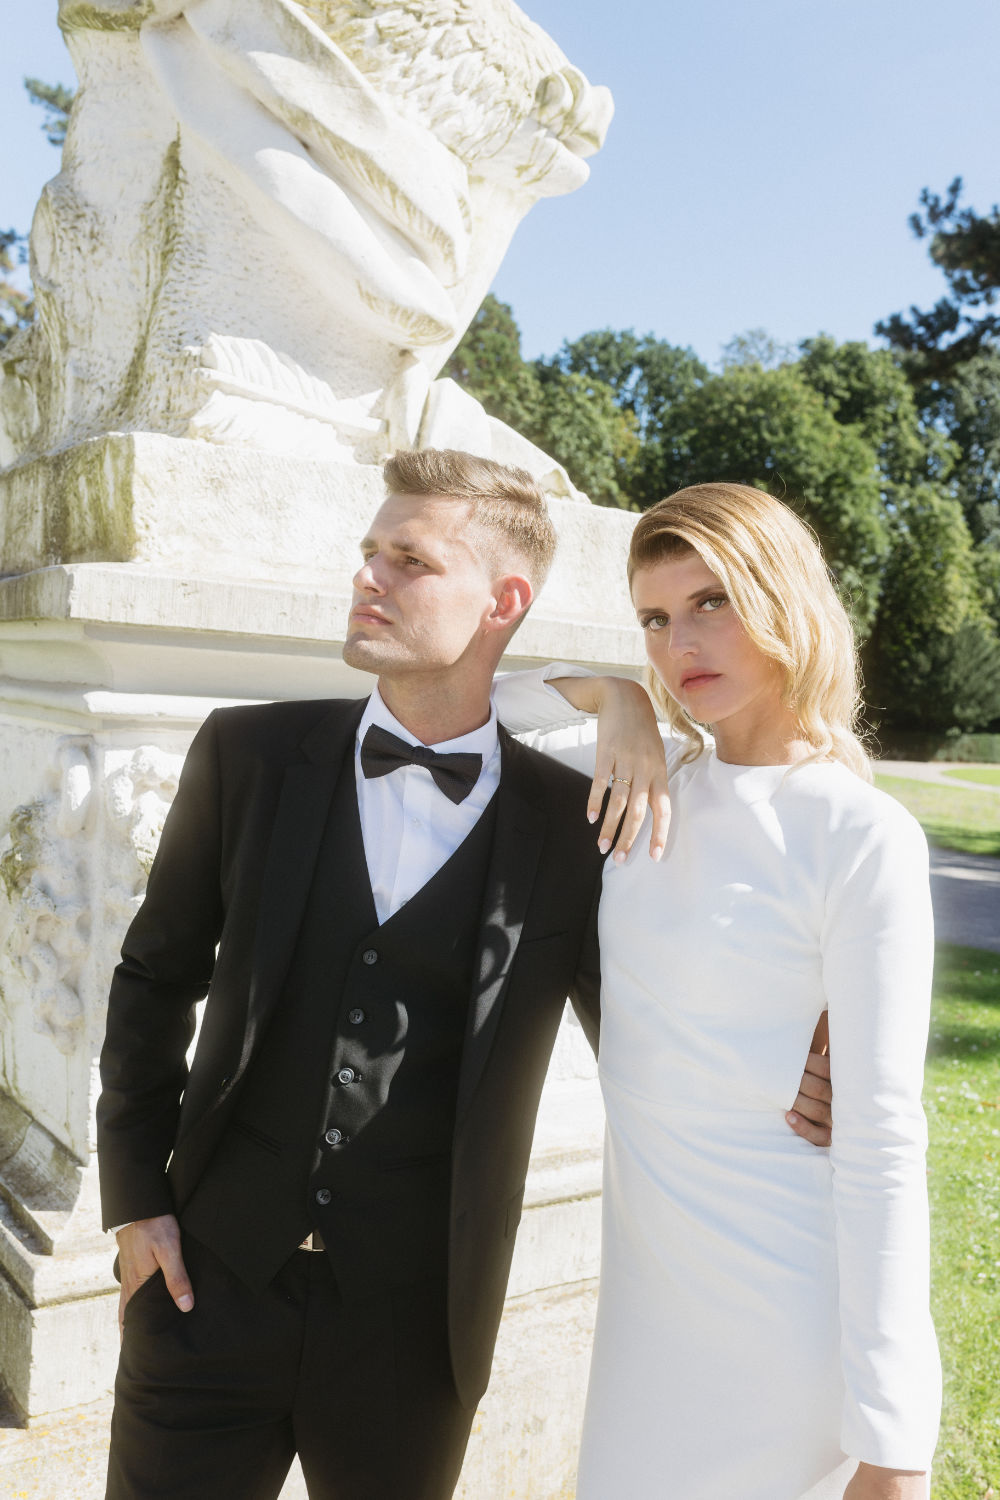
left=181, top=745, right=498, bottom=1298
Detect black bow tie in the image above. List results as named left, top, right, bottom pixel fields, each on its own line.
left=360, top=724, right=483, bottom=805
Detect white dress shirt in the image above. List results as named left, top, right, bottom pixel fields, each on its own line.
left=356, top=687, right=501, bottom=925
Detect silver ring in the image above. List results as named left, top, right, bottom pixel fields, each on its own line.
left=612, top=776, right=633, bottom=787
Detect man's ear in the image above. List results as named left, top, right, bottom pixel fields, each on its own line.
left=486, top=573, right=534, bottom=633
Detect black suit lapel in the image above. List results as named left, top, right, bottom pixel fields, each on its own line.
left=456, top=729, right=546, bottom=1122
left=239, top=698, right=368, bottom=1076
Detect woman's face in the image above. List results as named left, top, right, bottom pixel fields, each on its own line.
left=631, top=550, right=783, bottom=730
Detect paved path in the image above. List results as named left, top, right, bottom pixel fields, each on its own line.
left=871, top=762, right=1000, bottom=952
left=929, top=846, right=1000, bottom=954
left=0, top=1397, right=308, bottom=1500
left=878, top=759, right=1000, bottom=791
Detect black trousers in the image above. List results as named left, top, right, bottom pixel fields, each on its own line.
left=106, top=1233, right=476, bottom=1500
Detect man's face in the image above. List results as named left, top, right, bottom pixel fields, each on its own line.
left=343, top=493, right=498, bottom=680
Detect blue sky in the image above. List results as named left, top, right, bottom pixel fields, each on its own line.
left=4, top=2, right=999, bottom=366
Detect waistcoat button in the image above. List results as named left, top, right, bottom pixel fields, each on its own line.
left=337, top=1067, right=356, bottom=1085
left=324, top=1128, right=343, bottom=1146
left=348, top=1009, right=365, bottom=1025
left=362, top=949, right=378, bottom=965
left=315, top=1188, right=332, bottom=1206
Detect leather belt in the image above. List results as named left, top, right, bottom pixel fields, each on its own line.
left=299, top=1230, right=326, bottom=1253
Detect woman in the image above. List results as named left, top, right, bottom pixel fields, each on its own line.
left=494, top=483, right=941, bottom=1499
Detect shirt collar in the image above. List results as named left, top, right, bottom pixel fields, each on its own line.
left=357, top=685, right=500, bottom=762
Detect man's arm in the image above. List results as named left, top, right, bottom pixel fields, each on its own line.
left=97, top=711, right=227, bottom=1324
left=567, top=883, right=601, bottom=1057
left=788, top=1011, right=833, bottom=1147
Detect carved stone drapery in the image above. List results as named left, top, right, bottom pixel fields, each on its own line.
left=0, top=1, right=612, bottom=475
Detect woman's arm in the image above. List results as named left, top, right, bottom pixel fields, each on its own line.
left=822, top=800, right=941, bottom=1475
left=549, top=675, right=671, bottom=862
left=493, top=666, right=671, bottom=860
left=844, top=1464, right=928, bottom=1499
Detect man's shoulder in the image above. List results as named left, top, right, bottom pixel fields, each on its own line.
left=502, top=733, right=595, bottom=833
left=209, top=696, right=365, bottom=754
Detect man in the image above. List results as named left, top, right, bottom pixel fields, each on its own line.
left=97, top=449, right=831, bottom=1499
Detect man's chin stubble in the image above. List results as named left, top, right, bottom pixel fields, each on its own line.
left=342, top=636, right=383, bottom=673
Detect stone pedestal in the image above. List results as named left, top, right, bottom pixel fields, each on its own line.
left=0, top=454, right=637, bottom=1489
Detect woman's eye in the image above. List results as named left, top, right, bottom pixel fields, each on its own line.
left=700, top=594, right=728, bottom=613
left=642, top=614, right=669, bottom=631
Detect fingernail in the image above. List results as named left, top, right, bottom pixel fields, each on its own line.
left=587, top=810, right=597, bottom=824
left=614, top=850, right=627, bottom=865
left=598, top=838, right=611, bottom=854
left=177, top=1294, right=194, bottom=1312
left=651, top=845, right=663, bottom=862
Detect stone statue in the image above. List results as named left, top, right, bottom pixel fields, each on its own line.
left=1, top=0, right=612, bottom=483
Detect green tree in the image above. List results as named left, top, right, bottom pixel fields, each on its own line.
left=443, top=294, right=540, bottom=435
left=2, top=80, right=74, bottom=350
left=864, top=488, right=999, bottom=729
left=25, top=78, right=75, bottom=147
left=916, top=347, right=1000, bottom=563
left=796, top=334, right=954, bottom=490
left=445, top=296, right=638, bottom=507
left=662, top=361, right=890, bottom=632
left=525, top=364, right=639, bottom=508
left=551, top=329, right=707, bottom=510
left=0, top=229, right=33, bottom=352
left=877, top=179, right=1000, bottom=381
left=720, top=328, right=795, bottom=371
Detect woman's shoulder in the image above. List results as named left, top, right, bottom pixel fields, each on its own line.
left=781, top=759, right=927, bottom=860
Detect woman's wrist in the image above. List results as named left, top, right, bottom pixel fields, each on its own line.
left=845, top=1461, right=927, bottom=1499
left=549, top=674, right=648, bottom=717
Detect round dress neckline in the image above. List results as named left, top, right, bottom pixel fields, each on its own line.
left=707, top=748, right=802, bottom=773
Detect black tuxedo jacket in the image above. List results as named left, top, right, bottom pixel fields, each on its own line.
left=97, top=696, right=603, bottom=1406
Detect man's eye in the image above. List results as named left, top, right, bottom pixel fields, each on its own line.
left=404, top=555, right=426, bottom=567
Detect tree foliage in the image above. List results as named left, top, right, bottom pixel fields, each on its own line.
left=24, top=78, right=75, bottom=147
left=448, top=286, right=1000, bottom=730
left=445, top=296, right=637, bottom=506
left=662, top=360, right=890, bottom=632
left=2, top=80, right=74, bottom=350
left=877, top=179, right=1000, bottom=381
left=0, top=229, right=33, bottom=352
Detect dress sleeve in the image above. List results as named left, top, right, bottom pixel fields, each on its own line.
left=821, top=802, right=942, bottom=1468
left=492, top=663, right=603, bottom=776
left=493, top=664, right=692, bottom=780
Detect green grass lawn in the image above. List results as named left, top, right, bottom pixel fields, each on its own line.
left=945, top=766, right=1000, bottom=789
left=927, top=946, right=1000, bottom=1498
left=875, top=774, right=1000, bottom=857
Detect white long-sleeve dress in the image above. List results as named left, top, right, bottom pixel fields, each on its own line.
left=495, top=671, right=941, bottom=1500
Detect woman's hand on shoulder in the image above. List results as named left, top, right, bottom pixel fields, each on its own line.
left=550, top=675, right=671, bottom=863
left=844, top=1463, right=927, bottom=1499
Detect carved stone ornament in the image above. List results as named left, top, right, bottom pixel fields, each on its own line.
left=0, top=742, right=181, bottom=1060
left=0, top=1, right=612, bottom=476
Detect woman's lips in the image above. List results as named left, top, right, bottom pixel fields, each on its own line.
left=681, top=672, right=721, bottom=690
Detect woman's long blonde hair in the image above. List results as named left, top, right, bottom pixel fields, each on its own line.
left=628, top=483, right=872, bottom=781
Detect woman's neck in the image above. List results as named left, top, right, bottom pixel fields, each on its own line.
left=711, top=699, right=813, bottom=767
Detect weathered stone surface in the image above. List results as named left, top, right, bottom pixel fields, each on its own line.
left=0, top=0, right=611, bottom=485
left=0, top=440, right=644, bottom=660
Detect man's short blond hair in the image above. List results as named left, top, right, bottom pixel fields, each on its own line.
left=383, top=448, right=557, bottom=588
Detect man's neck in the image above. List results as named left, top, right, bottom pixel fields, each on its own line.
left=376, top=676, right=493, bottom=746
